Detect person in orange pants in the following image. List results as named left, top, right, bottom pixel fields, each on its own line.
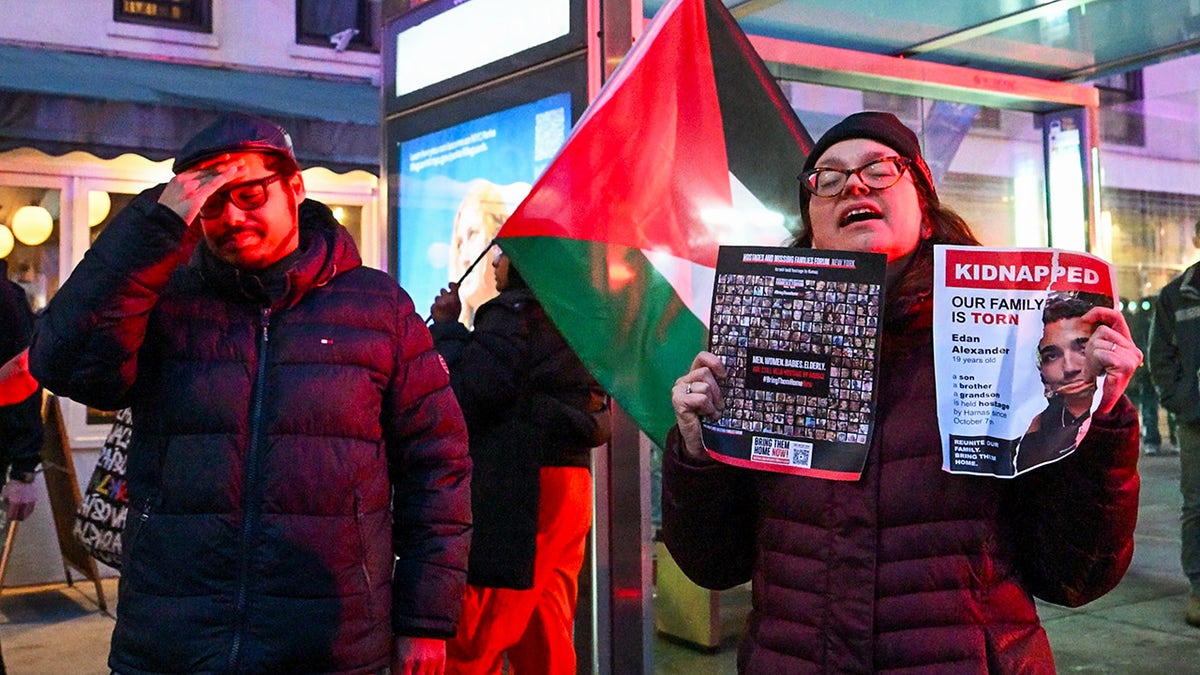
left=430, top=247, right=611, bottom=675
left=448, top=467, right=592, bottom=674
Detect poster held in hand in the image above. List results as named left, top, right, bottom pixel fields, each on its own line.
left=701, top=246, right=886, bottom=480
left=933, top=246, right=1116, bottom=477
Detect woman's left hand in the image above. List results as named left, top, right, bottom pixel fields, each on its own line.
left=1082, top=306, right=1143, bottom=414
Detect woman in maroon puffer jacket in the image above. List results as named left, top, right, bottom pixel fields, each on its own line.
left=663, top=112, right=1141, bottom=673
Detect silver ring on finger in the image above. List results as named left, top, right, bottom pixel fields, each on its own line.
left=686, top=383, right=692, bottom=395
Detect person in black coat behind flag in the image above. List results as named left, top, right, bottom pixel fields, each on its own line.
left=430, top=244, right=610, bottom=675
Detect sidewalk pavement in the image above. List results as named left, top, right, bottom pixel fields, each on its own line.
left=3, top=454, right=1200, bottom=674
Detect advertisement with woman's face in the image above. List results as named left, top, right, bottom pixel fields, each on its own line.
left=448, top=180, right=509, bottom=325
left=396, top=93, right=570, bottom=327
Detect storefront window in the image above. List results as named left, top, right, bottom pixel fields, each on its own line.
left=82, top=190, right=135, bottom=427
left=89, top=192, right=136, bottom=245
left=1101, top=188, right=1200, bottom=302
left=1, top=187, right=61, bottom=312
left=1096, top=71, right=1146, bottom=148
left=297, top=0, right=380, bottom=52
left=1096, top=53, right=1200, bottom=305
left=113, top=0, right=212, bottom=33
left=327, top=203, right=364, bottom=246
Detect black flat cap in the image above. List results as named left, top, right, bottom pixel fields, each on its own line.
left=173, top=113, right=299, bottom=174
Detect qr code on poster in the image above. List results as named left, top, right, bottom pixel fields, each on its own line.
left=751, top=436, right=813, bottom=469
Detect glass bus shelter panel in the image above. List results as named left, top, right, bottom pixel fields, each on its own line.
left=1103, top=188, right=1200, bottom=306
left=1095, top=51, right=1200, bottom=304
left=0, top=185, right=62, bottom=313
left=933, top=1, right=1200, bottom=80
left=781, top=81, right=1049, bottom=249
left=643, top=1, right=1072, bottom=60
left=644, top=1, right=1200, bottom=85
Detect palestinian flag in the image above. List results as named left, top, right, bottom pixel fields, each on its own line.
left=496, top=0, right=813, bottom=447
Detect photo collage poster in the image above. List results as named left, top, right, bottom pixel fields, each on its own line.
left=702, top=246, right=886, bottom=480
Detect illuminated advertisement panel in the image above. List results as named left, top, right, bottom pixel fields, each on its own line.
left=383, top=0, right=584, bottom=112
left=388, top=56, right=587, bottom=325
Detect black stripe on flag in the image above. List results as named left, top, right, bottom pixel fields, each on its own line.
left=704, top=0, right=814, bottom=233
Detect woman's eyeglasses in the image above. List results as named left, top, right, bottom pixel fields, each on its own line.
left=198, top=174, right=284, bottom=219
left=799, top=156, right=911, bottom=198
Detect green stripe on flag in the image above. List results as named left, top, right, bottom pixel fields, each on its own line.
left=502, top=235, right=708, bottom=448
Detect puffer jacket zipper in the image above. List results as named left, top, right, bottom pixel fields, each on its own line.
left=228, top=306, right=272, bottom=671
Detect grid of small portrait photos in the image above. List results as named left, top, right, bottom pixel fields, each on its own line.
left=708, top=273, right=882, bottom=447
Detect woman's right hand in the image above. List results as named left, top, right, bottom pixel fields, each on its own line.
left=429, top=283, right=462, bottom=323
left=672, top=351, right=727, bottom=461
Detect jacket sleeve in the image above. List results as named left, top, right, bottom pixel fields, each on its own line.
left=385, top=288, right=472, bottom=638
left=1148, top=285, right=1187, bottom=414
left=428, top=319, right=471, bottom=370
left=660, top=426, right=758, bottom=590
left=28, top=188, right=196, bottom=410
left=1004, top=396, right=1140, bottom=607
left=0, top=392, right=42, bottom=478
left=0, top=283, right=42, bottom=476
left=534, top=389, right=612, bottom=448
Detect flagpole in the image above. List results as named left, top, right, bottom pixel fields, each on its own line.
left=425, top=240, right=497, bottom=325
left=455, top=239, right=496, bottom=288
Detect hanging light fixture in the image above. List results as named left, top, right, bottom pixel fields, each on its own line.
left=0, top=224, right=13, bottom=259
left=88, top=191, right=112, bottom=227
left=11, top=205, right=53, bottom=246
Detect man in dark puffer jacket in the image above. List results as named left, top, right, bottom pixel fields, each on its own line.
left=30, top=114, right=472, bottom=674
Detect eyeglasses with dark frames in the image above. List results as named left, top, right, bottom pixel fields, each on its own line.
left=799, top=156, right=911, bottom=199
left=198, top=174, right=284, bottom=219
